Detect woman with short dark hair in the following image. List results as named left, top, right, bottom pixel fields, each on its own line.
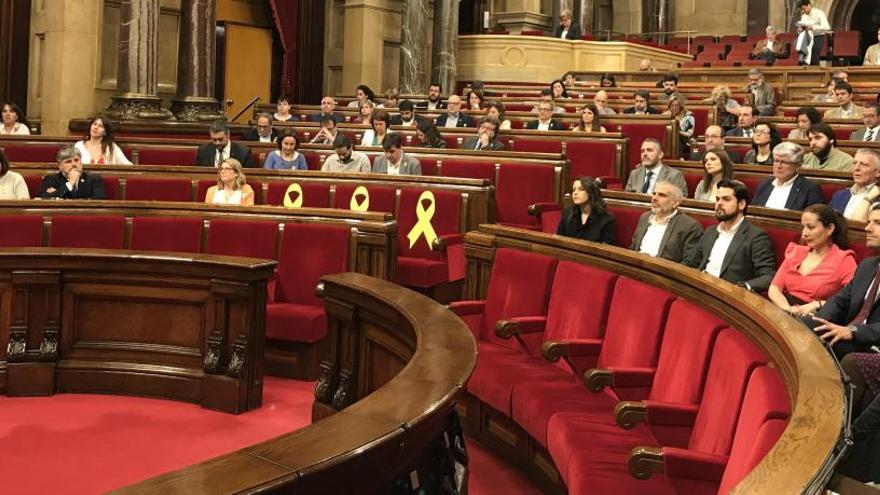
left=556, top=176, right=616, bottom=244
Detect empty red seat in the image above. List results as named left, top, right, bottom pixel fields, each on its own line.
left=332, top=184, right=396, bottom=214
left=134, top=147, right=196, bottom=166
left=565, top=140, right=620, bottom=182
left=396, top=188, right=464, bottom=290
left=495, top=164, right=556, bottom=229
left=205, top=218, right=278, bottom=259
left=1, top=144, right=60, bottom=162
left=49, top=215, right=125, bottom=249
left=439, top=160, right=496, bottom=183
left=265, top=181, right=331, bottom=208
left=125, top=177, right=192, bottom=202
left=0, top=215, right=43, bottom=247
left=129, top=216, right=203, bottom=253
left=22, top=175, right=41, bottom=198
left=102, top=176, right=119, bottom=200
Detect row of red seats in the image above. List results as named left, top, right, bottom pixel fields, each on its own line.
left=453, top=248, right=789, bottom=493
left=675, top=31, right=861, bottom=67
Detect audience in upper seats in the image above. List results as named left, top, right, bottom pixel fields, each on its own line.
left=527, top=101, right=565, bottom=131
left=461, top=116, right=504, bottom=151
left=657, top=73, right=681, bottom=102
left=638, top=58, right=656, bottom=71
left=273, top=96, right=299, bottom=122
left=74, top=115, right=132, bottom=165
left=416, top=120, right=447, bottom=148
left=361, top=109, right=391, bottom=146
left=769, top=204, right=856, bottom=316
left=624, top=138, right=688, bottom=196
left=436, top=95, right=474, bottom=128
left=196, top=120, right=254, bottom=168
left=704, top=85, right=741, bottom=132
left=531, top=89, right=566, bottom=114
left=752, top=25, right=788, bottom=64
left=693, top=150, right=735, bottom=202
left=630, top=181, right=702, bottom=262
left=851, top=103, right=880, bottom=142
left=599, top=73, right=617, bottom=88
left=623, top=90, right=660, bottom=115
left=39, top=146, right=105, bottom=200
left=0, top=102, right=30, bottom=135
left=803, top=122, right=854, bottom=171
left=310, top=96, right=340, bottom=123
left=789, top=106, right=822, bottom=139
left=264, top=129, right=308, bottom=171
left=377, top=88, right=398, bottom=110
left=415, top=82, right=446, bottom=110
left=825, top=81, right=863, bottom=119
left=571, top=104, right=606, bottom=133
left=321, top=134, right=371, bottom=173
left=726, top=105, right=758, bottom=137
left=310, top=116, right=339, bottom=145
left=469, top=80, right=486, bottom=98
left=242, top=113, right=278, bottom=143
left=683, top=179, right=777, bottom=292
left=346, top=84, right=375, bottom=108
left=592, top=90, right=616, bottom=115
left=354, top=99, right=375, bottom=125
left=555, top=176, right=615, bottom=244
left=744, top=122, right=782, bottom=165
left=690, top=125, right=742, bottom=163
left=0, top=149, right=29, bottom=199
left=744, top=69, right=776, bottom=116
left=753, top=141, right=824, bottom=211
left=833, top=70, right=850, bottom=83
left=372, top=133, right=422, bottom=176
left=485, top=101, right=511, bottom=130
left=562, top=71, right=577, bottom=87
left=813, top=78, right=840, bottom=103
left=665, top=96, right=695, bottom=157
left=550, top=79, right=569, bottom=99
left=798, top=0, right=830, bottom=66
left=204, top=158, right=255, bottom=206
left=841, top=150, right=880, bottom=222
left=467, top=90, right=484, bottom=111
left=864, top=27, right=880, bottom=65
left=555, top=8, right=581, bottom=40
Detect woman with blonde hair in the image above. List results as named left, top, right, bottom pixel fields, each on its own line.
left=204, top=158, right=255, bottom=206
left=704, top=85, right=740, bottom=132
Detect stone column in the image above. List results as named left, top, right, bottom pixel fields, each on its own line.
left=170, top=0, right=224, bottom=122
left=105, top=0, right=172, bottom=120
left=399, top=0, right=431, bottom=95
left=431, top=0, right=459, bottom=96
left=578, top=0, right=593, bottom=36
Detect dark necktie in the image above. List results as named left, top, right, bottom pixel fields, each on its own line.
left=849, top=265, right=880, bottom=326
left=745, top=129, right=753, bottom=138
left=641, top=171, right=654, bottom=194
left=866, top=129, right=875, bottom=142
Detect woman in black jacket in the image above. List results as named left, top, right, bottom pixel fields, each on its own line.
left=556, top=176, right=616, bottom=244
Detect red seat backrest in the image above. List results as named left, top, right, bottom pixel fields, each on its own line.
left=265, top=181, right=331, bottom=208
left=332, top=184, right=397, bottom=214
left=440, top=160, right=496, bottom=183
left=1, top=144, right=60, bottom=163
left=683, top=171, right=703, bottom=196
left=135, top=147, right=196, bottom=166
left=102, top=176, right=119, bottom=200
left=274, top=222, right=350, bottom=305
left=508, top=137, right=563, bottom=154
left=565, top=140, right=619, bottom=179
left=818, top=181, right=846, bottom=203
left=606, top=203, right=644, bottom=248
left=129, top=216, right=203, bottom=253
left=125, top=177, right=192, bottom=202
left=205, top=218, right=278, bottom=259
left=23, top=175, right=41, bottom=198
left=495, top=163, right=556, bottom=227
left=0, top=215, right=43, bottom=247
left=397, top=188, right=462, bottom=260
left=49, top=215, right=125, bottom=249
left=761, top=226, right=799, bottom=266
left=618, top=122, right=669, bottom=167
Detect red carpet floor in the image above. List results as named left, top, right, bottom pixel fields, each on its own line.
left=0, top=377, right=540, bottom=494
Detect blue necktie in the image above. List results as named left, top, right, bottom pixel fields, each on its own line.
left=641, top=171, right=654, bottom=194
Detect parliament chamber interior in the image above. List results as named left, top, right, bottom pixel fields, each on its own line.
left=4, top=0, right=880, bottom=493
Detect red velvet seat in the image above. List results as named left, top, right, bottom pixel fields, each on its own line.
left=205, top=219, right=278, bottom=259
left=265, top=181, right=331, bottom=208
left=606, top=203, right=644, bottom=247
left=396, top=188, right=464, bottom=290
left=332, top=184, right=396, bottom=213
left=495, top=164, right=556, bottom=229
left=49, top=215, right=125, bottom=249
left=101, top=176, right=119, bottom=200
left=134, top=147, right=197, bottom=166
left=0, top=215, right=43, bottom=247
left=23, top=174, right=41, bottom=198
left=1, top=144, right=60, bottom=163
left=439, top=160, right=496, bottom=183
left=565, top=140, right=620, bottom=184
left=125, top=177, right=192, bottom=202
left=129, top=216, right=203, bottom=253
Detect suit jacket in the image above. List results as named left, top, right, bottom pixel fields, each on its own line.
left=554, top=22, right=582, bottom=40
left=747, top=83, right=776, bottom=116
left=682, top=220, right=777, bottom=292
left=622, top=106, right=660, bottom=115
left=435, top=113, right=474, bottom=128
left=850, top=127, right=880, bottom=142
left=461, top=136, right=505, bottom=151
left=414, top=100, right=446, bottom=110
left=525, top=119, right=566, bottom=131
left=309, top=112, right=341, bottom=124
left=624, top=164, right=689, bottom=197
left=751, top=175, right=824, bottom=211
left=38, top=171, right=106, bottom=200
left=805, top=256, right=880, bottom=348
left=824, top=105, right=864, bottom=120
left=864, top=43, right=880, bottom=65
left=241, top=128, right=278, bottom=143
left=371, top=153, right=422, bottom=175
left=725, top=126, right=754, bottom=137
left=630, top=210, right=703, bottom=263
left=751, top=39, right=787, bottom=58
left=829, top=188, right=852, bottom=214
left=195, top=141, right=255, bottom=168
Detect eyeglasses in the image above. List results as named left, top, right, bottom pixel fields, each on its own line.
left=219, top=166, right=235, bottom=171
left=753, top=129, right=771, bottom=135
left=773, top=159, right=795, bottom=166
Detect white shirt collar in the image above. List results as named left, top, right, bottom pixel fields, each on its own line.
left=650, top=209, right=679, bottom=225
left=772, top=174, right=798, bottom=188
left=717, top=215, right=745, bottom=235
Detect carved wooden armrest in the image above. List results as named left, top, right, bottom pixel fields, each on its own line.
left=628, top=446, right=665, bottom=480
left=651, top=447, right=728, bottom=482
left=494, top=316, right=547, bottom=339
left=527, top=202, right=562, bottom=216
left=583, top=368, right=613, bottom=392
left=605, top=366, right=655, bottom=388
left=431, top=233, right=464, bottom=252
left=541, top=339, right=603, bottom=362
left=447, top=300, right=485, bottom=316
left=614, top=401, right=647, bottom=429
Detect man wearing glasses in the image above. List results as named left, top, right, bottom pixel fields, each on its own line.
left=196, top=119, right=255, bottom=168
left=752, top=141, right=823, bottom=211
left=242, top=113, right=278, bottom=143
left=526, top=102, right=565, bottom=131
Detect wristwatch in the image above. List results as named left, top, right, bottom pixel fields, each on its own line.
left=847, top=325, right=858, bottom=335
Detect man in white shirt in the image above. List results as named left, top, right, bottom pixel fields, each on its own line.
left=830, top=149, right=880, bottom=221
left=753, top=141, right=823, bottom=211
left=630, top=181, right=702, bottom=262
left=525, top=102, right=564, bottom=131
left=851, top=104, right=880, bottom=142
left=798, top=0, right=830, bottom=66
left=242, top=113, right=277, bottom=143
left=623, top=138, right=689, bottom=196
left=435, top=95, right=474, bottom=128
left=321, top=134, right=371, bottom=173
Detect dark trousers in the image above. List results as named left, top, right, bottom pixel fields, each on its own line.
left=844, top=394, right=880, bottom=482
left=809, top=34, right=825, bottom=65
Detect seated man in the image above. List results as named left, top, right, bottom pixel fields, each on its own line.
left=415, top=82, right=445, bottom=110
left=683, top=179, right=777, bottom=292
left=593, top=90, right=616, bottom=115
left=461, top=116, right=504, bottom=151
left=321, top=134, right=371, bottom=173
left=850, top=103, right=880, bottom=142
left=824, top=81, right=863, bottom=119
left=830, top=149, right=880, bottom=221
left=624, top=138, right=688, bottom=196
left=864, top=27, right=880, bottom=65
left=435, top=95, right=474, bottom=128
left=638, top=58, right=656, bottom=71
left=690, top=125, right=743, bottom=163
left=725, top=105, right=758, bottom=137
left=623, top=90, right=660, bottom=115
left=744, top=69, right=776, bottom=116
left=630, top=180, right=702, bottom=262
left=751, top=25, right=787, bottom=64
left=242, top=113, right=278, bottom=143
left=526, top=101, right=565, bottom=131
left=196, top=119, right=254, bottom=168
left=657, top=73, right=681, bottom=102
left=530, top=89, right=566, bottom=114
left=38, top=146, right=105, bottom=200
left=803, top=122, right=854, bottom=171
left=310, top=116, right=339, bottom=145
left=390, top=100, right=421, bottom=127
left=372, top=133, right=422, bottom=175
left=309, top=96, right=340, bottom=123
left=752, top=141, right=823, bottom=211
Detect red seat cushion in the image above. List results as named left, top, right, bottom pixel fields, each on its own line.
left=49, top=215, right=124, bottom=249
left=0, top=215, right=43, bottom=247
left=129, top=216, right=202, bottom=253
left=396, top=257, right=449, bottom=288
left=125, top=177, right=192, bottom=202
left=205, top=219, right=278, bottom=259
left=265, top=303, right=326, bottom=342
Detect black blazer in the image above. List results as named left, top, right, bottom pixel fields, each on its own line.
left=525, top=119, right=566, bottom=131
left=435, top=113, right=474, bottom=128
left=682, top=219, right=777, bottom=292
left=623, top=106, right=660, bottom=115
left=241, top=128, right=278, bottom=143
left=38, top=172, right=106, bottom=200
left=555, top=208, right=616, bottom=244
left=805, top=256, right=880, bottom=350
left=725, top=127, right=753, bottom=137
left=555, top=22, right=582, bottom=40
left=751, top=175, right=824, bottom=211
left=414, top=100, right=446, bottom=110
left=195, top=141, right=255, bottom=168
left=309, top=112, right=341, bottom=123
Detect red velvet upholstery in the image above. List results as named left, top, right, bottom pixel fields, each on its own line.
left=125, top=177, right=192, bottom=202
left=49, top=215, right=125, bottom=249
left=439, top=160, right=496, bottom=183
left=565, top=140, right=620, bottom=180
left=1, top=144, right=60, bottom=163
left=135, top=147, right=197, bottom=166
left=396, top=189, right=464, bottom=288
left=618, top=122, right=672, bottom=165
left=205, top=219, right=278, bottom=259
left=0, top=215, right=43, bottom=247
left=23, top=174, right=41, bottom=198
left=332, top=184, right=396, bottom=213
left=606, top=203, right=644, bottom=247
left=761, top=227, right=799, bottom=267
left=495, top=164, right=556, bottom=229
left=265, top=181, right=331, bottom=207
left=129, top=217, right=203, bottom=253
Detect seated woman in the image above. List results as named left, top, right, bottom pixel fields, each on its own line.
left=562, top=71, right=577, bottom=87
left=788, top=107, right=821, bottom=140
left=693, top=150, right=734, bottom=201
left=1, top=102, right=30, bottom=135
left=0, top=149, right=29, bottom=199
left=264, top=130, right=308, bottom=170
left=204, top=158, right=255, bottom=206
left=768, top=204, right=856, bottom=316
left=571, top=104, right=606, bottom=133
left=74, top=115, right=132, bottom=165
left=347, top=84, right=375, bottom=108
left=467, top=91, right=484, bottom=111
left=550, top=79, right=569, bottom=99
left=273, top=95, right=298, bottom=122
left=485, top=101, right=511, bottom=130
left=664, top=96, right=695, bottom=157
left=377, top=88, right=398, bottom=109
left=598, top=73, right=616, bottom=88
left=555, top=176, right=616, bottom=244
left=744, top=122, right=782, bottom=165
left=361, top=109, right=391, bottom=146
left=416, top=120, right=446, bottom=148
left=354, top=99, right=375, bottom=126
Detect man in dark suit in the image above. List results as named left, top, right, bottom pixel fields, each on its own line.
left=196, top=119, right=255, bottom=168
left=851, top=103, right=880, bottom=143
left=525, top=101, right=566, bottom=131
left=241, top=113, right=278, bottom=143
left=683, top=179, right=777, bottom=292
left=554, top=9, right=582, bottom=40
left=689, top=125, right=743, bottom=163
left=461, top=117, right=505, bottom=151
left=435, top=95, right=474, bottom=129
left=752, top=141, right=823, bottom=211
left=622, top=90, right=660, bottom=115
left=390, top=100, right=422, bottom=127
left=630, top=181, right=703, bottom=262
left=830, top=149, right=880, bottom=219
left=725, top=105, right=758, bottom=137
left=414, top=83, right=446, bottom=110
left=309, top=96, right=341, bottom=124
left=38, top=145, right=105, bottom=200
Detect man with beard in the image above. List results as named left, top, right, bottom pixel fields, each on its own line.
left=196, top=120, right=254, bottom=168
left=744, top=69, right=776, bottom=116
left=683, top=179, right=777, bottom=292
left=415, top=83, right=446, bottom=110
left=623, top=90, right=660, bottom=115
left=630, top=181, right=702, bottom=262
left=657, top=73, right=681, bottom=102
left=624, top=138, right=688, bottom=196
left=725, top=105, right=758, bottom=137
left=803, top=122, right=854, bottom=171
left=752, top=141, right=823, bottom=211
left=689, top=125, right=742, bottom=163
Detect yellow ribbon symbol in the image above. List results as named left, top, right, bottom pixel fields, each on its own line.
left=349, top=186, right=370, bottom=212
left=283, top=183, right=303, bottom=208
left=406, top=191, right=438, bottom=249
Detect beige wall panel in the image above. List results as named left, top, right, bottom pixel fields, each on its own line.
left=672, top=0, right=747, bottom=36
left=612, top=0, right=640, bottom=35
left=224, top=24, right=272, bottom=123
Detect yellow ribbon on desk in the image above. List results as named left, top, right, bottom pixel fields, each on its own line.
left=283, top=183, right=304, bottom=208
left=349, top=186, right=370, bottom=212
left=406, top=190, right=438, bottom=249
